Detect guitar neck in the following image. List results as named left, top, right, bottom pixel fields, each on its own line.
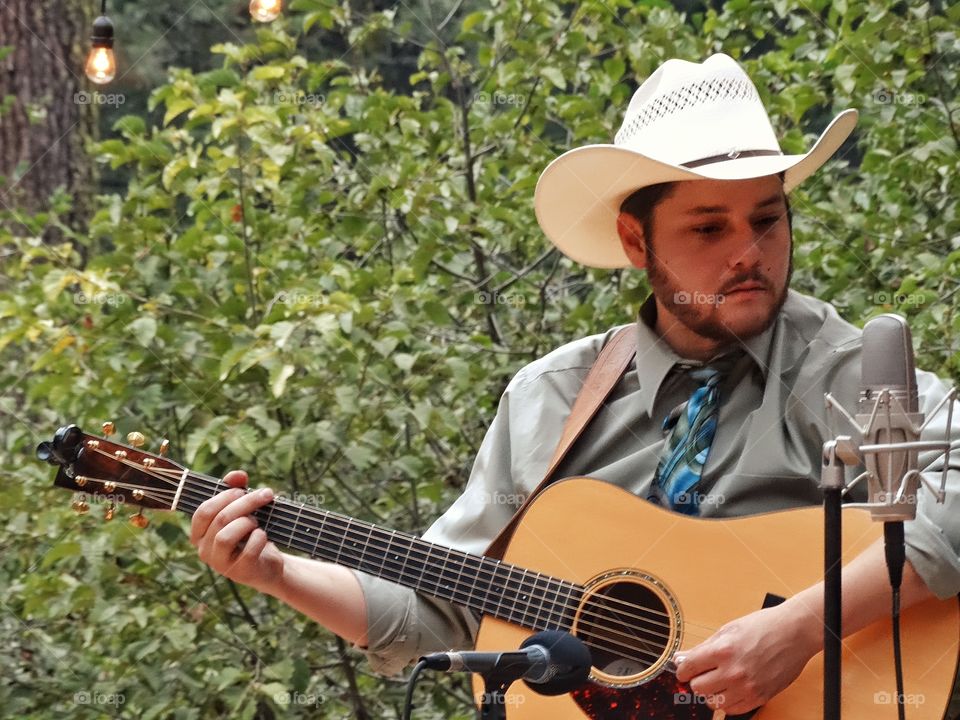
left=174, top=472, right=581, bottom=632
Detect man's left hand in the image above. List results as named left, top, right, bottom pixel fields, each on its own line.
left=674, top=602, right=821, bottom=715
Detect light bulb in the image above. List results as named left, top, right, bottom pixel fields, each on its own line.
left=85, top=46, right=116, bottom=84
left=86, top=15, right=116, bottom=85
left=249, top=0, right=281, bottom=22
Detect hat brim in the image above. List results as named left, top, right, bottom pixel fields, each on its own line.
left=534, top=108, right=858, bottom=269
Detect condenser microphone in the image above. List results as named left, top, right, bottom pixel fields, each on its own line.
left=856, top=314, right=923, bottom=523
left=420, top=630, right=592, bottom=696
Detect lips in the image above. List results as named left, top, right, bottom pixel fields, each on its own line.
left=725, top=282, right=767, bottom=295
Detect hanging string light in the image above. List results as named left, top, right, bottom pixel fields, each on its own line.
left=85, top=0, right=116, bottom=84
left=249, top=0, right=282, bottom=22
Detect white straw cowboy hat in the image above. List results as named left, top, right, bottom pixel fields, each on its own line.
left=534, top=53, right=858, bottom=269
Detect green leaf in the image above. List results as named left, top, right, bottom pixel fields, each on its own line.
left=163, top=97, right=195, bottom=126
left=127, top=316, right=158, bottom=346
left=270, top=363, right=296, bottom=398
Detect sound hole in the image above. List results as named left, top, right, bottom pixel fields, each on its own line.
left=576, top=578, right=672, bottom=682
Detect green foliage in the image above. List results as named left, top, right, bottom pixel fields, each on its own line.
left=1, top=0, right=958, bottom=717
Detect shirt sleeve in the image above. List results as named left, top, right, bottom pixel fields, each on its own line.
left=350, top=366, right=538, bottom=675
left=904, top=369, right=960, bottom=599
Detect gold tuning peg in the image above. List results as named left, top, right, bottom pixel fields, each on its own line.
left=102, top=421, right=115, bottom=436
left=130, top=510, right=149, bottom=529
left=158, top=439, right=169, bottom=457
left=126, top=431, right=146, bottom=447
left=72, top=496, right=90, bottom=514
left=104, top=503, right=115, bottom=521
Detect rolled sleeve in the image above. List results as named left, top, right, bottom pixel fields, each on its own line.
left=351, top=571, right=480, bottom=676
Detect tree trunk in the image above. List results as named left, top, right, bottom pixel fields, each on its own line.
left=0, top=0, right=97, bottom=245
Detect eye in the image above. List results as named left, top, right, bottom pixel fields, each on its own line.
left=754, top=215, right=781, bottom=226
left=692, top=224, right=722, bottom=235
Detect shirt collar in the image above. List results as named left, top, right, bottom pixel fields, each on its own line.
left=632, top=295, right=776, bottom=417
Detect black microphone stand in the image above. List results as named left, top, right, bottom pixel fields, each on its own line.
left=821, top=444, right=843, bottom=720
left=820, top=437, right=858, bottom=720
left=477, top=670, right=519, bottom=720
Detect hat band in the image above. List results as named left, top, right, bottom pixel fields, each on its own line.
left=682, top=149, right=783, bottom=169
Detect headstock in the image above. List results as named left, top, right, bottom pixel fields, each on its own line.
left=37, top=422, right=185, bottom=526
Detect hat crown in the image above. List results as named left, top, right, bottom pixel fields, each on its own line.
left=614, top=54, right=781, bottom=165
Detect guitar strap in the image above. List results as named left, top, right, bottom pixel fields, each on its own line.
left=484, top=324, right=637, bottom=560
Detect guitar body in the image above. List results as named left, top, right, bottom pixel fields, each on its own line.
left=473, top=477, right=960, bottom=719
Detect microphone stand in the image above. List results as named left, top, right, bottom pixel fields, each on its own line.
left=820, top=438, right=854, bottom=720
left=477, top=671, right=518, bottom=720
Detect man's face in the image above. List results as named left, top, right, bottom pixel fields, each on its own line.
left=618, top=175, right=792, bottom=358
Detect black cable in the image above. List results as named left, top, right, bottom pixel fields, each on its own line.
left=402, top=660, right=429, bottom=720
left=892, top=586, right=905, bottom=720
left=884, top=521, right=906, bottom=720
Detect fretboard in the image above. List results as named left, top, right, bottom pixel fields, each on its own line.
left=173, top=472, right=582, bottom=631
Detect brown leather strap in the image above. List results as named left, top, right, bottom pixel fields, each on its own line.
left=484, top=325, right=637, bottom=560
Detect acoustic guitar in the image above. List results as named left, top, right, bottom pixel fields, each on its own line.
left=38, top=423, right=960, bottom=719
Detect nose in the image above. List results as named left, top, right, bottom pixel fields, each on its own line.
left=726, top=220, right=762, bottom=270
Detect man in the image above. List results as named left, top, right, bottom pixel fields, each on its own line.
left=190, top=54, right=960, bottom=715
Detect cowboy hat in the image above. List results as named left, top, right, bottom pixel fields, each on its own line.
left=534, top=53, right=858, bottom=269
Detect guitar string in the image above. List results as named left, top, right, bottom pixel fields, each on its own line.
left=173, top=478, right=693, bottom=638
left=82, top=457, right=718, bottom=649
left=77, top=470, right=717, bottom=662
left=79, top=454, right=720, bottom=644
left=88, top=476, right=682, bottom=666
left=94, top=453, right=683, bottom=629
left=78, top=448, right=722, bottom=641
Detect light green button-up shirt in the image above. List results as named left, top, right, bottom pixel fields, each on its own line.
left=352, top=290, right=960, bottom=675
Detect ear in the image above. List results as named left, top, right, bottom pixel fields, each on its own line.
left=616, top=212, right=646, bottom=270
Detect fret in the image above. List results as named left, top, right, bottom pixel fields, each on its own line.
left=290, top=502, right=304, bottom=548
left=334, top=518, right=352, bottom=565
left=531, top=571, right=546, bottom=629
left=517, top=568, right=534, bottom=627
left=464, top=552, right=481, bottom=612
left=357, top=523, right=374, bottom=575
left=437, top=546, right=453, bottom=602
left=493, top=561, right=510, bottom=620
left=397, top=532, right=411, bottom=587
left=478, top=557, right=498, bottom=616
left=417, top=542, right=434, bottom=593
left=382, top=529, right=396, bottom=583
left=264, top=497, right=277, bottom=536
left=310, top=509, right=325, bottom=559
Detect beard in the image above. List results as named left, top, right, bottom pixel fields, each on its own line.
left=645, top=244, right=792, bottom=346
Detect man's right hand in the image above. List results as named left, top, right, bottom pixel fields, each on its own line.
left=190, top=470, right=284, bottom=593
